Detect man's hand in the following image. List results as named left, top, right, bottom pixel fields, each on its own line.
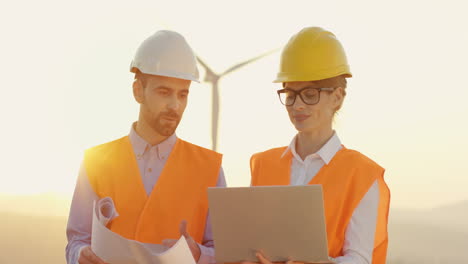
left=78, top=246, right=108, bottom=264
left=162, top=220, right=201, bottom=261
left=241, top=252, right=304, bottom=264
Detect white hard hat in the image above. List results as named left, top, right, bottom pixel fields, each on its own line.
left=130, top=30, right=200, bottom=82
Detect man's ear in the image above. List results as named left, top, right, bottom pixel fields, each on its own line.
left=133, top=79, right=144, bottom=104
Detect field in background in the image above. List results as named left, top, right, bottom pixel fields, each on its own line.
left=1, top=194, right=467, bottom=263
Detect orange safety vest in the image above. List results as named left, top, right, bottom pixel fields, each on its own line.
left=250, top=147, right=390, bottom=264
left=84, top=136, right=222, bottom=244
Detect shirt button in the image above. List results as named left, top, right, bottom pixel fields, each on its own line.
left=136, top=154, right=142, bottom=160
left=148, top=168, right=152, bottom=173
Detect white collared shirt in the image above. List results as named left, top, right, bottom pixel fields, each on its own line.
left=283, top=133, right=379, bottom=264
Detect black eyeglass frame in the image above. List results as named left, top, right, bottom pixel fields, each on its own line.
left=277, top=87, right=338, bottom=106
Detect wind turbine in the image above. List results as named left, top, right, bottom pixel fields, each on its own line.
left=197, top=49, right=278, bottom=151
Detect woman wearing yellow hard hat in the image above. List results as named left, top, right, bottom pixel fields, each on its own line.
left=245, top=27, right=390, bottom=264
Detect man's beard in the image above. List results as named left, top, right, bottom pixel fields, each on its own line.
left=151, top=111, right=181, bottom=136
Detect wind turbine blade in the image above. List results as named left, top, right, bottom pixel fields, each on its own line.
left=220, top=48, right=280, bottom=76
left=196, top=55, right=216, bottom=76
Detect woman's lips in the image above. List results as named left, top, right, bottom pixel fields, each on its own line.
left=293, top=114, right=310, bottom=122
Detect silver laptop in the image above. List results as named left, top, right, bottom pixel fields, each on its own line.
left=207, top=185, right=332, bottom=263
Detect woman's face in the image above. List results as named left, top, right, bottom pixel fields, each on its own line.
left=283, top=81, right=344, bottom=134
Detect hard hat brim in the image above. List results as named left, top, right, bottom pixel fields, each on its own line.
left=130, top=65, right=200, bottom=83
left=274, top=68, right=352, bottom=83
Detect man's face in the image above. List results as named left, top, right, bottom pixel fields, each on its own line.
left=134, top=74, right=191, bottom=137
left=283, top=81, right=342, bottom=134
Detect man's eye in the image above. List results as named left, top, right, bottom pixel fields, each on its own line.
left=157, top=90, right=169, bottom=95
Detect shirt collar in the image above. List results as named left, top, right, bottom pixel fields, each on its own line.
left=281, top=131, right=342, bottom=164
left=129, top=122, right=177, bottom=159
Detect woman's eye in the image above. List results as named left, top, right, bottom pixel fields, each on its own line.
left=303, top=91, right=317, bottom=99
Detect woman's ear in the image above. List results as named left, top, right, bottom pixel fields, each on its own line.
left=333, top=87, right=345, bottom=112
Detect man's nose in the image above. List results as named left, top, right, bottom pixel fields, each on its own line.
left=167, top=95, right=181, bottom=110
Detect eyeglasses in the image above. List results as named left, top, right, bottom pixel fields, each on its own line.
left=277, top=87, right=337, bottom=106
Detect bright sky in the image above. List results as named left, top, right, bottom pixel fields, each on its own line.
left=1, top=0, right=467, bottom=209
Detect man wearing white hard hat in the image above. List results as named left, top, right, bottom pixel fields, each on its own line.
left=66, top=30, right=225, bottom=264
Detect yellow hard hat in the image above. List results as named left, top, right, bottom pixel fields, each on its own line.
left=274, top=27, right=352, bottom=83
